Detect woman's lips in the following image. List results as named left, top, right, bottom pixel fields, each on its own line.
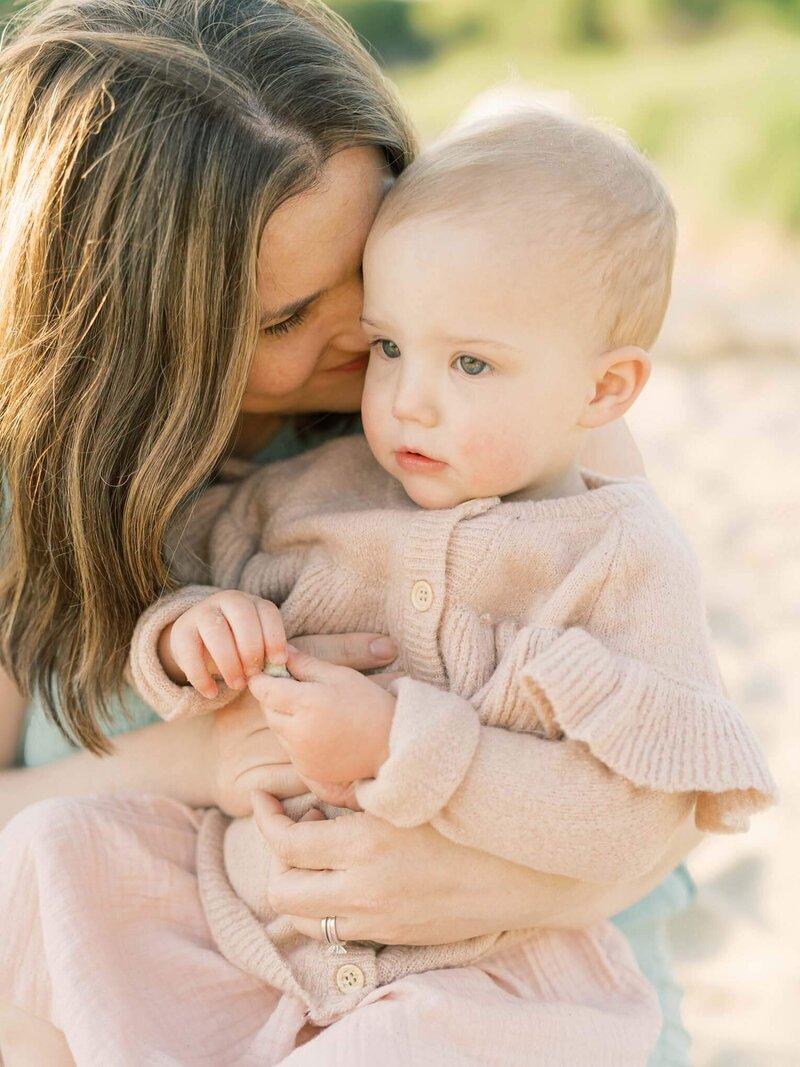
left=395, top=450, right=447, bottom=473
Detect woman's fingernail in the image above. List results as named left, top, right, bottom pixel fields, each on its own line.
left=370, top=637, right=396, bottom=659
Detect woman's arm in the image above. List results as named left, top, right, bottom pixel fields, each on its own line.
left=0, top=667, right=26, bottom=770
left=253, top=792, right=702, bottom=945
left=0, top=714, right=218, bottom=829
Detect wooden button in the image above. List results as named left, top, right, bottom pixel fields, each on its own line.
left=411, top=580, right=433, bottom=612
left=335, top=964, right=366, bottom=993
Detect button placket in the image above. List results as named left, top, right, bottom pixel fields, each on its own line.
left=400, top=503, right=494, bottom=687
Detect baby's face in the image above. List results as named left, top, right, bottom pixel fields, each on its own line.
left=360, top=215, right=600, bottom=509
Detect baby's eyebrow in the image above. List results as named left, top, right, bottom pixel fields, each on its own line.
left=446, top=336, right=517, bottom=352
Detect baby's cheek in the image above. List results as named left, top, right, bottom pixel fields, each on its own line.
left=459, top=427, right=525, bottom=490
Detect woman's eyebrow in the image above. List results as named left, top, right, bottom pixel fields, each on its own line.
left=259, top=288, right=325, bottom=328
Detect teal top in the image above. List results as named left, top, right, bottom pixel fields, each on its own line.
left=21, top=413, right=693, bottom=1065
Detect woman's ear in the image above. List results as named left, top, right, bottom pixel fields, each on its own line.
left=579, top=346, right=651, bottom=430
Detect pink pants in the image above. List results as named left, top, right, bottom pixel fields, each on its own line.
left=0, top=794, right=660, bottom=1066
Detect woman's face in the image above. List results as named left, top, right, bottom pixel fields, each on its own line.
left=244, top=146, right=391, bottom=416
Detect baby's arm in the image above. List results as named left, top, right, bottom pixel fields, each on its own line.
left=351, top=675, right=694, bottom=884
left=246, top=644, right=692, bottom=883
left=352, top=514, right=775, bottom=883
left=128, top=458, right=296, bottom=720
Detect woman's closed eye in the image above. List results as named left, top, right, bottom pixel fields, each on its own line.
left=262, top=307, right=308, bottom=337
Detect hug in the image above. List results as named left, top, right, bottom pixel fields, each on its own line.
left=0, top=1, right=775, bottom=1064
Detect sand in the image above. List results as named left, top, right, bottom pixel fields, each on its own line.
left=628, top=248, right=800, bottom=1066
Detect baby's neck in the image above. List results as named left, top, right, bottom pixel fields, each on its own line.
left=505, top=463, right=588, bottom=504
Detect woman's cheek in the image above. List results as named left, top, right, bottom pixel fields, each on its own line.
left=247, top=336, right=321, bottom=399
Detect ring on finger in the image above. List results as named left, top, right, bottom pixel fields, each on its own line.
left=321, top=915, right=348, bottom=955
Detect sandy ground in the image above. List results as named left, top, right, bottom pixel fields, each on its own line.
left=628, top=251, right=800, bottom=1066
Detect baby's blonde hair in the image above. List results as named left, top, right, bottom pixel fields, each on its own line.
left=377, top=110, right=676, bottom=351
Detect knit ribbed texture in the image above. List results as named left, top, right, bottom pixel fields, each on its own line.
left=130, top=434, right=776, bottom=1020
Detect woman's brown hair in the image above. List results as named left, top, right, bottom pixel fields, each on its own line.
left=0, top=0, right=415, bottom=752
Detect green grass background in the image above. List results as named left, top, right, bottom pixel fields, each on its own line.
left=2, top=0, right=798, bottom=234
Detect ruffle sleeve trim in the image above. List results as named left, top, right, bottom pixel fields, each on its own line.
left=521, top=627, right=777, bottom=833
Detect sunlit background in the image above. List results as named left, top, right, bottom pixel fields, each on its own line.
left=2, top=1, right=798, bottom=1063
left=323, top=7, right=800, bottom=1064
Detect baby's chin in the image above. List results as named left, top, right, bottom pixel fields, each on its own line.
left=397, top=475, right=476, bottom=511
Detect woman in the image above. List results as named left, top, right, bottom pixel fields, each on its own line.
left=0, top=0, right=698, bottom=1063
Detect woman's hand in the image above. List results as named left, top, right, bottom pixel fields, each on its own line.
left=211, top=633, right=399, bottom=817
left=253, top=792, right=703, bottom=945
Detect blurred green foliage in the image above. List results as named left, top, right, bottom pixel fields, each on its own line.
left=0, top=0, right=798, bottom=231
left=330, top=0, right=800, bottom=234
left=330, top=1, right=435, bottom=62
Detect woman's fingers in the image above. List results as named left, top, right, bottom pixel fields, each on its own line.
left=252, top=791, right=358, bottom=870
left=238, top=763, right=307, bottom=801
left=267, top=867, right=351, bottom=919
left=289, top=632, right=396, bottom=670
left=285, top=913, right=361, bottom=943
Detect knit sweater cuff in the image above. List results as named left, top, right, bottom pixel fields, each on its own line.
left=356, top=677, right=481, bottom=827
left=522, top=627, right=777, bottom=832
left=129, top=586, right=237, bottom=721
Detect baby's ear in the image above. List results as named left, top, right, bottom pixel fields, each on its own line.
left=579, top=346, right=651, bottom=430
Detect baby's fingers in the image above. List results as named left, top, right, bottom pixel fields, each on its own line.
left=221, top=597, right=269, bottom=679
left=255, top=598, right=289, bottom=668
left=172, top=629, right=219, bottom=699
left=198, top=609, right=247, bottom=691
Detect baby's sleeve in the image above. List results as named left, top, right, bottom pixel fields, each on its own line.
left=127, top=466, right=273, bottom=721
left=517, top=505, right=776, bottom=834
left=355, top=675, right=693, bottom=882
left=127, top=583, right=237, bottom=721
left=356, top=500, right=776, bottom=878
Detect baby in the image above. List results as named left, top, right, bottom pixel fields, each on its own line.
left=131, top=111, right=775, bottom=1063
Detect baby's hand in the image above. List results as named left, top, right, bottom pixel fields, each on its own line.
left=159, top=591, right=287, bottom=698
left=247, top=647, right=396, bottom=788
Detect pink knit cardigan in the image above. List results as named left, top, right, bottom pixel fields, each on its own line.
left=130, top=435, right=775, bottom=1024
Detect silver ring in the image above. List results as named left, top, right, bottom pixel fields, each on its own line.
left=321, top=915, right=348, bottom=955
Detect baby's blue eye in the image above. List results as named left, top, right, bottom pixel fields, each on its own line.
left=457, top=355, right=488, bottom=376
left=380, top=339, right=401, bottom=359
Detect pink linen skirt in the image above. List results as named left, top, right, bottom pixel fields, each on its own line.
left=0, top=794, right=660, bottom=1066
